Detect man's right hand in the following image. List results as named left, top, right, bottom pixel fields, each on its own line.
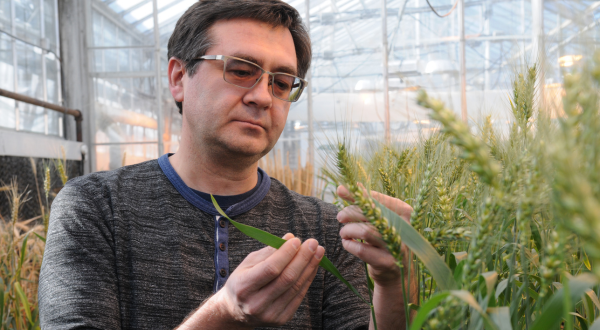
left=178, top=234, right=325, bottom=329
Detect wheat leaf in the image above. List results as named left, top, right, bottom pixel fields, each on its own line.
left=409, top=292, right=451, bottom=330
left=14, top=281, right=32, bottom=324
left=530, top=274, right=598, bottom=330
left=210, top=195, right=369, bottom=304
left=488, top=307, right=513, bottom=330
left=0, top=278, right=4, bottom=325
left=373, top=199, right=458, bottom=290
left=410, top=291, right=499, bottom=330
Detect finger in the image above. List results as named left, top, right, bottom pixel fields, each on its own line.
left=265, top=245, right=323, bottom=323
left=274, top=255, right=321, bottom=324
left=339, top=223, right=386, bottom=248
left=337, top=185, right=355, bottom=203
left=238, top=245, right=277, bottom=269
left=245, top=237, right=302, bottom=291
left=259, top=239, right=321, bottom=302
left=341, top=238, right=398, bottom=269
left=337, top=205, right=368, bottom=224
left=370, top=190, right=412, bottom=223
left=276, top=244, right=323, bottom=307
left=239, top=233, right=295, bottom=268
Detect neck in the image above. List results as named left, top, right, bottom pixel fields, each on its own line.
left=169, top=136, right=259, bottom=196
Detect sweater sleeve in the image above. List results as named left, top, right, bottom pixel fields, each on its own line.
left=38, top=180, right=121, bottom=330
left=321, top=203, right=371, bottom=330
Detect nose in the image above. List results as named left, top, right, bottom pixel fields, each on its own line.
left=242, top=72, right=272, bottom=110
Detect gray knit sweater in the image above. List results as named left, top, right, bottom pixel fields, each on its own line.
left=38, top=158, right=370, bottom=329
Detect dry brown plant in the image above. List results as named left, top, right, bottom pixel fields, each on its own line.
left=259, top=149, right=317, bottom=197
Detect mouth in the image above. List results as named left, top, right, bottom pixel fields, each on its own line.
left=233, top=120, right=265, bottom=130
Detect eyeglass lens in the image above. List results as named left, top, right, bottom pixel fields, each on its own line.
left=223, top=58, right=303, bottom=102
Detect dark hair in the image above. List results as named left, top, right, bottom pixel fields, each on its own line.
left=167, top=0, right=311, bottom=114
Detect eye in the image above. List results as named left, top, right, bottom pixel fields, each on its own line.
left=231, top=69, right=253, bottom=78
left=274, top=78, right=292, bottom=91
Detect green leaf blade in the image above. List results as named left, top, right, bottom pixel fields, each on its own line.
left=14, top=281, right=32, bottom=324
left=210, top=195, right=369, bottom=304
left=373, top=199, right=458, bottom=290
left=530, top=274, right=598, bottom=330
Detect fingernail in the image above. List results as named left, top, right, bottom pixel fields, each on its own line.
left=290, top=238, right=301, bottom=250
left=314, top=246, right=325, bottom=260
left=307, top=239, right=318, bottom=253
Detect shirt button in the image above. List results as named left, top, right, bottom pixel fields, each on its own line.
left=219, top=219, right=226, bottom=228
left=219, top=243, right=226, bottom=251
left=219, top=268, right=227, bottom=277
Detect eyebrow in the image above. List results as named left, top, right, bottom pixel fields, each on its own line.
left=231, top=53, right=298, bottom=76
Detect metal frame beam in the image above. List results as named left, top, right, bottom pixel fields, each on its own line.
left=153, top=0, right=164, bottom=156
left=129, top=0, right=186, bottom=27
left=329, top=0, right=360, bottom=50
left=119, top=0, right=151, bottom=18
left=382, top=0, right=390, bottom=142
left=91, top=0, right=146, bottom=44
left=309, top=0, right=512, bottom=25
left=497, top=1, right=600, bottom=70
left=305, top=0, right=314, bottom=171
left=91, top=71, right=167, bottom=79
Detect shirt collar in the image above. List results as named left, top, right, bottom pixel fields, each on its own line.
left=158, top=153, right=271, bottom=217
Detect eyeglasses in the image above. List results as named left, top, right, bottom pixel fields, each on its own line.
left=196, top=55, right=307, bottom=102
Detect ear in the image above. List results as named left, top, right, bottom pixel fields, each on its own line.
left=168, top=57, right=185, bottom=103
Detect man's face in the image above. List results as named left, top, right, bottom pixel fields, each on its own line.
left=176, top=18, right=297, bottom=161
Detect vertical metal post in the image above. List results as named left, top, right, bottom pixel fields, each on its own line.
left=54, top=0, right=64, bottom=138
left=484, top=1, right=490, bottom=91
left=40, top=0, right=48, bottom=135
left=458, top=0, right=467, bottom=123
left=153, top=0, right=164, bottom=156
left=415, top=0, right=420, bottom=60
left=556, top=11, right=561, bottom=80
left=382, top=0, right=390, bottom=143
left=532, top=0, right=545, bottom=108
left=84, top=0, right=96, bottom=172
left=305, top=0, right=314, bottom=169
left=11, top=0, right=18, bottom=131
left=520, top=0, right=525, bottom=52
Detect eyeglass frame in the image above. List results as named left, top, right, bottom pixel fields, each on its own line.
left=193, top=55, right=308, bottom=102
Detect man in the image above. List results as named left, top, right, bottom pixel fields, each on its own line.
left=39, top=1, right=414, bottom=329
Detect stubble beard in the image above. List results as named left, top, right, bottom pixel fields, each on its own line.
left=200, top=128, right=275, bottom=169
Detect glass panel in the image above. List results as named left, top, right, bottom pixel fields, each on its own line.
left=16, top=41, right=44, bottom=133
left=91, top=47, right=153, bottom=73
left=14, top=0, right=41, bottom=47
left=104, top=48, right=118, bottom=72
left=0, top=0, right=11, bottom=31
left=43, top=0, right=57, bottom=53
left=92, top=8, right=149, bottom=47
left=92, top=10, right=103, bottom=46
left=0, top=34, right=14, bottom=129
left=95, top=143, right=158, bottom=171
left=131, top=48, right=154, bottom=72
left=103, top=14, right=117, bottom=46
left=94, top=77, right=158, bottom=144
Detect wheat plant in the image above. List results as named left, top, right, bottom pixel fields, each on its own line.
left=324, top=53, right=600, bottom=329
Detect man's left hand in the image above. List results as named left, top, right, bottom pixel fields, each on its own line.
left=336, top=185, right=413, bottom=287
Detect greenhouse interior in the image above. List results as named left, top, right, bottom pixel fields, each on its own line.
left=1, top=0, right=600, bottom=329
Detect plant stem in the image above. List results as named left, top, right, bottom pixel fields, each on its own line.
left=564, top=274, right=573, bottom=330
left=363, top=262, right=377, bottom=330
left=400, top=265, right=410, bottom=330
